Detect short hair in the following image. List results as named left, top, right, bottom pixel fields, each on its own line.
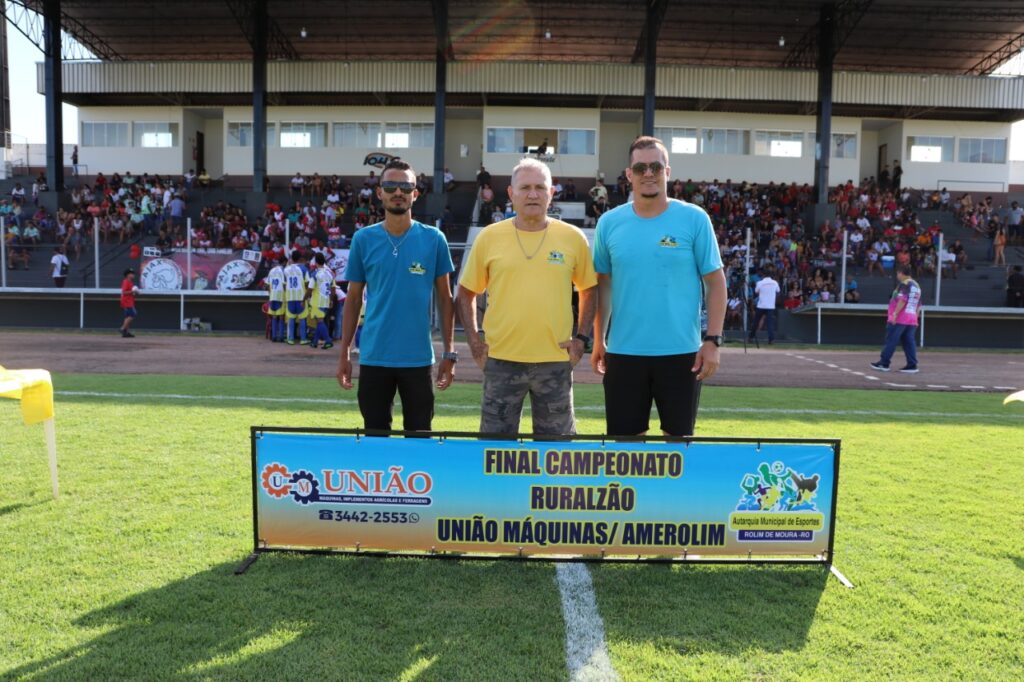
left=383, top=159, right=414, bottom=175
left=896, top=264, right=912, bottom=276
left=314, top=252, right=326, bottom=266
left=291, top=249, right=302, bottom=261
left=629, top=136, right=669, bottom=163
left=510, top=157, right=552, bottom=187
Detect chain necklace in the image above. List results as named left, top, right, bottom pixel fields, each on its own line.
left=382, top=225, right=411, bottom=257
left=513, top=218, right=549, bottom=260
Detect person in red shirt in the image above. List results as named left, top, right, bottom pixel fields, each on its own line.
left=119, top=268, right=139, bottom=338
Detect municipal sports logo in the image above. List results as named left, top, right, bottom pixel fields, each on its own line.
left=547, top=250, right=566, bottom=265
left=408, top=262, right=426, bottom=275
left=659, top=236, right=678, bottom=248
left=728, top=461, right=825, bottom=542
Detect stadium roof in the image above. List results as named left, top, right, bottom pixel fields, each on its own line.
left=17, top=0, right=1024, bottom=75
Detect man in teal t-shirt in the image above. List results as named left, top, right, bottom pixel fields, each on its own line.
left=337, top=160, right=456, bottom=433
left=591, top=136, right=727, bottom=436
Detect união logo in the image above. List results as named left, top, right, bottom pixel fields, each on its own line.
left=408, top=262, right=426, bottom=275
left=547, top=250, right=566, bottom=265
left=659, top=235, right=678, bottom=248
left=260, top=463, right=433, bottom=506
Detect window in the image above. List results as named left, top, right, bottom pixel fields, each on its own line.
left=753, top=130, right=803, bottom=158
left=701, top=128, right=747, bottom=155
left=958, top=137, right=1006, bottom=164
left=333, top=122, right=381, bottom=148
left=907, top=136, right=953, bottom=163
left=832, top=133, right=857, bottom=159
left=384, top=122, right=434, bottom=149
left=486, top=127, right=525, bottom=153
left=227, top=122, right=276, bottom=147
left=655, top=127, right=698, bottom=154
left=279, top=122, right=327, bottom=148
left=557, top=129, right=596, bottom=155
left=133, top=122, right=179, bottom=148
left=81, top=122, right=129, bottom=147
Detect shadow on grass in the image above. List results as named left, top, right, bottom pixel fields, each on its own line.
left=0, top=500, right=48, bottom=518
left=1011, top=555, right=1024, bottom=572
left=591, top=564, right=828, bottom=657
left=6, top=555, right=567, bottom=681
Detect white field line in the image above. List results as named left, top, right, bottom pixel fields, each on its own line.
left=960, top=385, right=987, bottom=390
left=993, top=386, right=1019, bottom=390
left=53, top=390, right=1022, bottom=420
left=555, top=563, right=620, bottom=682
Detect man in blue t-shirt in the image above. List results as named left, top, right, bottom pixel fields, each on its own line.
left=336, top=160, right=456, bottom=432
left=591, top=136, right=727, bottom=436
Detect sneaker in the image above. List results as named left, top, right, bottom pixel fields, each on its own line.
left=121, top=330, right=135, bottom=338
left=898, top=365, right=919, bottom=374
left=869, top=362, right=890, bottom=372
left=299, top=339, right=310, bottom=346
left=322, top=342, right=334, bottom=350
left=286, top=339, right=296, bottom=345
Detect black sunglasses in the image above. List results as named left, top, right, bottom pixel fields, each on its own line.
left=630, top=162, right=665, bottom=175
left=380, top=181, right=416, bottom=194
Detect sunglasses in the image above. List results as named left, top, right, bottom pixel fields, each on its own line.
left=380, top=181, right=416, bottom=194
left=630, top=162, right=665, bottom=175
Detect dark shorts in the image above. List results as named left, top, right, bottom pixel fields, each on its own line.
left=603, top=352, right=701, bottom=436
left=357, top=364, right=434, bottom=433
left=122, top=307, right=137, bottom=318
left=481, top=358, right=575, bottom=437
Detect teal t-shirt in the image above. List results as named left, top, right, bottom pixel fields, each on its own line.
left=592, top=199, right=722, bottom=355
left=344, top=222, right=454, bottom=367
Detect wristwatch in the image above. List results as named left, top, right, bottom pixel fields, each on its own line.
left=441, top=351, right=458, bottom=362
left=574, top=333, right=592, bottom=346
left=702, top=334, right=723, bottom=347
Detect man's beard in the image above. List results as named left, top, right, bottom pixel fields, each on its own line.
left=385, top=206, right=407, bottom=215
left=640, top=190, right=661, bottom=198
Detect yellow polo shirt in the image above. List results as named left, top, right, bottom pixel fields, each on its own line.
left=460, top=218, right=597, bottom=363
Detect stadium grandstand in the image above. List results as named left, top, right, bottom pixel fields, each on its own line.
left=0, top=0, right=1022, bottom=347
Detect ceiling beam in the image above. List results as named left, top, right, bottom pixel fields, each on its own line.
left=782, top=0, right=873, bottom=69
left=630, top=0, right=669, bottom=65
left=6, top=0, right=122, bottom=60
left=964, top=33, right=1024, bottom=75
left=224, top=0, right=299, bottom=62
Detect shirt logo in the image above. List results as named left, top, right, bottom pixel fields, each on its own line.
left=659, top=236, right=678, bottom=248
left=408, top=262, right=426, bottom=275
left=547, top=250, right=566, bottom=265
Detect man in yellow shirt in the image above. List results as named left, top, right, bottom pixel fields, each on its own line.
left=458, top=158, right=597, bottom=436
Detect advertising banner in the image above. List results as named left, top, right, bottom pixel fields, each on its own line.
left=140, top=249, right=259, bottom=291
left=252, top=430, right=839, bottom=562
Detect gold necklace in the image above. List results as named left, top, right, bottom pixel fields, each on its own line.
left=513, top=219, right=549, bottom=260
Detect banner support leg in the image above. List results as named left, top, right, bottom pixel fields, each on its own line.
left=234, top=552, right=261, bottom=575
left=829, top=563, right=854, bottom=588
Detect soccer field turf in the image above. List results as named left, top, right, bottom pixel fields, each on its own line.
left=1, top=373, right=1022, bottom=681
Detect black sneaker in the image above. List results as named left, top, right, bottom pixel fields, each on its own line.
left=121, top=330, right=135, bottom=338
left=898, top=365, right=919, bottom=374
left=869, top=362, right=890, bottom=372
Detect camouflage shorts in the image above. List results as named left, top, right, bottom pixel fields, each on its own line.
left=481, top=358, right=576, bottom=437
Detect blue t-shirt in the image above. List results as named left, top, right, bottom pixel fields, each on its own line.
left=344, top=221, right=454, bottom=367
left=592, top=199, right=722, bottom=355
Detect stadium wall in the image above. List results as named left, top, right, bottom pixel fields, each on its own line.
left=3, top=294, right=1021, bottom=348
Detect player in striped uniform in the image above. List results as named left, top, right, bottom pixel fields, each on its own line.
left=284, top=250, right=309, bottom=345
left=308, top=252, right=335, bottom=349
left=265, top=256, right=287, bottom=342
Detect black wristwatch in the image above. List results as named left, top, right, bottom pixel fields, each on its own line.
left=702, top=334, right=723, bottom=347
left=574, top=333, right=592, bottom=346
left=441, top=351, right=458, bottom=362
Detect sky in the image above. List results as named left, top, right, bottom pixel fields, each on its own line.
left=5, top=12, right=1024, bottom=160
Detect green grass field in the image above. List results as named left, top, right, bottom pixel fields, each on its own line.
left=1, top=374, right=1022, bottom=681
